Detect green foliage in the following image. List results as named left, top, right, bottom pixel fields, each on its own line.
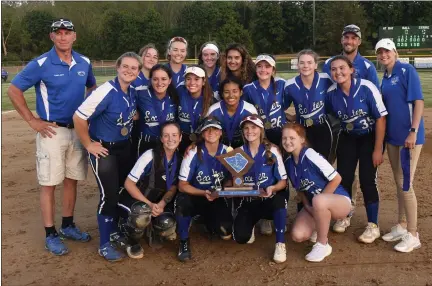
left=22, top=10, right=54, bottom=57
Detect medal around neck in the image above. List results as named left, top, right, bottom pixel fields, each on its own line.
left=121, top=127, right=129, bottom=136
left=215, top=148, right=260, bottom=197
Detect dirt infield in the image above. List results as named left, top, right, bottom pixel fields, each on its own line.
left=2, top=110, right=432, bottom=286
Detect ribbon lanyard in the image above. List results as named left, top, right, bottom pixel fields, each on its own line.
left=257, top=84, right=274, bottom=122
left=221, top=101, right=243, bottom=146
left=243, top=143, right=265, bottom=189
left=343, top=78, right=357, bottom=116
left=115, top=77, right=134, bottom=124
left=164, top=152, right=178, bottom=191
left=202, top=143, right=223, bottom=188
left=187, top=93, right=202, bottom=133
left=297, top=72, right=319, bottom=115
left=151, top=94, right=170, bottom=124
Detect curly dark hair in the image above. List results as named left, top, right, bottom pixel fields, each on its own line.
left=219, top=43, right=255, bottom=86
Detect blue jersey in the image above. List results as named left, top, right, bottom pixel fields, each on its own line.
left=243, top=78, right=287, bottom=130
left=206, top=100, right=258, bottom=147
left=285, top=147, right=349, bottom=204
left=381, top=61, right=425, bottom=146
left=166, top=63, right=187, bottom=86
left=323, top=52, right=380, bottom=88
left=133, top=71, right=150, bottom=92
left=177, top=83, right=205, bottom=134
left=12, top=47, right=96, bottom=125
left=136, top=88, right=177, bottom=138
left=179, top=144, right=229, bottom=191
left=240, top=145, right=287, bottom=189
left=284, top=72, right=333, bottom=127
left=208, top=66, right=221, bottom=101
left=326, top=78, right=387, bottom=136
left=75, top=77, right=137, bottom=142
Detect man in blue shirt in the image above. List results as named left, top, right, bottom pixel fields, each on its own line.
left=323, top=25, right=380, bottom=88
left=7, top=18, right=97, bottom=256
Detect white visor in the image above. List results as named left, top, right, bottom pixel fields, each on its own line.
left=202, top=43, right=219, bottom=55
left=254, top=54, right=276, bottom=67
left=240, top=116, right=264, bottom=129
left=184, top=66, right=206, bottom=78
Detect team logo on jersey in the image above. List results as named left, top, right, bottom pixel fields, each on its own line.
left=117, top=109, right=137, bottom=127
left=244, top=172, right=268, bottom=185
left=77, top=71, right=86, bottom=76
left=391, top=76, right=399, bottom=85
left=196, top=170, right=224, bottom=185
left=299, top=178, right=315, bottom=191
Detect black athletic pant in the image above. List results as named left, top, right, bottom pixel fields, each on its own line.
left=336, top=132, right=379, bottom=205
left=89, top=139, right=134, bottom=216
left=233, top=191, right=289, bottom=244
left=306, top=119, right=333, bottom=161
left=175, top=193, right=233, bottom=236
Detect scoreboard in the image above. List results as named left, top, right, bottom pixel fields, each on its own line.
left=379, top=26, right=432, bottom=49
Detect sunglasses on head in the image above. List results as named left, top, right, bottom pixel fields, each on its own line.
left=51, top=20, right=74, bottom=31
left=343, top=27, right=360, bottom=33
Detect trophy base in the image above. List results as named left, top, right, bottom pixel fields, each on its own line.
left=216, top=188, right=260, bottom=197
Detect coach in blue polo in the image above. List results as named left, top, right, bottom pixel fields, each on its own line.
left=7, top=18, right=97, bottom=256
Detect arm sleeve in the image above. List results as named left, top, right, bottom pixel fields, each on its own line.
left=179, top=148, right=197, bottom=182
left=127, top=150, right=154, bottom=182
left=271, top=147, right=287, bottom=180
left=75, top=82, right=113, bottom=120
left=364, top=81, right=388, bottom=119
left=367, top=64, right=380, bottom=89
left=86, top=63, right=97, bottom=88
left=306, top=149, right=337, bottom=181
left=11, top=60, right=42, bottom=92
left=405, top=67, right=424, bottom=102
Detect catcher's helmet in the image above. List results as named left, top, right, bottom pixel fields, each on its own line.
left=128, top=201, right=152, bottom=230
left=152, top=212, right=176, bottom=239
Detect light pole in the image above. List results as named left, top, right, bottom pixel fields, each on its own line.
left=313, top=0, right=316, bottom=48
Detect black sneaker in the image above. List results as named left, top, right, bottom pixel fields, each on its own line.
left=178, top=239, right=191, bottom=262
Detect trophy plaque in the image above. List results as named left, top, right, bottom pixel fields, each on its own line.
left=214, top=147, right=260, bottom=197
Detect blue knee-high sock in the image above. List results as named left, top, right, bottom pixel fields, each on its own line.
left=97, top=214, right=114, bottom=247
left=177, top=216, right=191, bottom=240
left=273, top=208, right=287, bottom=243
left=365, top=202, right=379, bottom=225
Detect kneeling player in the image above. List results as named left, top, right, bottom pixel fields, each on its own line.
left=116, top=122, right=182, bottom=259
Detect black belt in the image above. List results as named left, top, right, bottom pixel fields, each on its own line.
left=42, top=120, right=74, bottom=129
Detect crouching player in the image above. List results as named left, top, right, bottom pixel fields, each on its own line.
left=283, top=123, right=351, bottom=262
left=116, top=122, right=182, bottom=259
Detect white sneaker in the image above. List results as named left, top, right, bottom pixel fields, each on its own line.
left=333, top=217, right=351, bottom=233
left=382, top=224, right=408, bottom=242
left=358, top=223, right=380, bottom=243
left=309, top=231, right=317, bottom=243
left=394, top=232, right=421, bottom=253
left=259, top=219, right=273, bottom=236
left=247, top=227, right=255, bottom=244
left=305, top=242, right=332, bottom=262
left=273, top=242, right=286, bottom=263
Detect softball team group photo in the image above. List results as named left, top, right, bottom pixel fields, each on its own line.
left=3, top=17, right=429, bottom=284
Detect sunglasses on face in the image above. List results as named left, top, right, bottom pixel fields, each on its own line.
left=51, top=20, right=74, bottom=30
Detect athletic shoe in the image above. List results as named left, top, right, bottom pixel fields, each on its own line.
left=309, top=231, right=317, bottom=243
left=333, top=217, right=351, bottom=233
left=247, top=227, right=255, bottom=244
left=110, top=231, right=143, bottom=258
left=59, top=224, right=91, bottom=242
left=259, top=219, right=273, bottom=236
left=394, top=232, right=421, bottom=253
left=305, top=242, right=332, bottom=262
left=358, top=223, right=380, bottom=243
left=45, top=234, right=69, bottom=256
left=273, top=242, right=286, bottom=263
left=178, top=239, right=191, bottom=262
left=382, top=224, right=408, bottom=242
left=98, top=242, right=124, bottom=262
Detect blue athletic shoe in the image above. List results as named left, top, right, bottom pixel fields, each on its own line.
left=59, top=224, right=91, bottom=242
left=45, top=234, right=69, bottom=256
left=98, top=242, right=125, bottom=262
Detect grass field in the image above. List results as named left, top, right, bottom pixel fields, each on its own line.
left=1, top=72, right=432, bottom=111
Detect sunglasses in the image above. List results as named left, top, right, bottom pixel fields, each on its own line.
left=169, top=37, right=187, bottom=47
left=343, top=27, right=360, bottom=34
left=51, top=20, right=74, bottom=31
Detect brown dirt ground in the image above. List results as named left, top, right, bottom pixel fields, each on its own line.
left=1, top=110, right=432, bottom=286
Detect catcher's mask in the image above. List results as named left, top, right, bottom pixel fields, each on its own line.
left=128, top=201, right=152, bottom=230
left=152, top=212, right=176, bottom=239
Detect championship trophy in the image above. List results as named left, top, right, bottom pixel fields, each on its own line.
left=214, top=148, right=260, bottom=197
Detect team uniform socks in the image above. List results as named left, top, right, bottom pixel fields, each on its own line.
left=177, top=216, right=192, bottom=240
left=273, top=208, right=287, bottom=243
left=97, top=214, right=115, bottom=247
left=365, top=202, right=379, bottom=225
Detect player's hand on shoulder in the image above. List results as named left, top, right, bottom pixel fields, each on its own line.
left=29, top=118, right=57, bottom=138
left=86, top=141, right=109, bottom=159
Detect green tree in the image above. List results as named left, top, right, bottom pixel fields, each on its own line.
left=215, top=16, right=254, bottom=54
left=22, top=10, right=54, bottom=57
left=281, top=1, right=314, bottom=53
